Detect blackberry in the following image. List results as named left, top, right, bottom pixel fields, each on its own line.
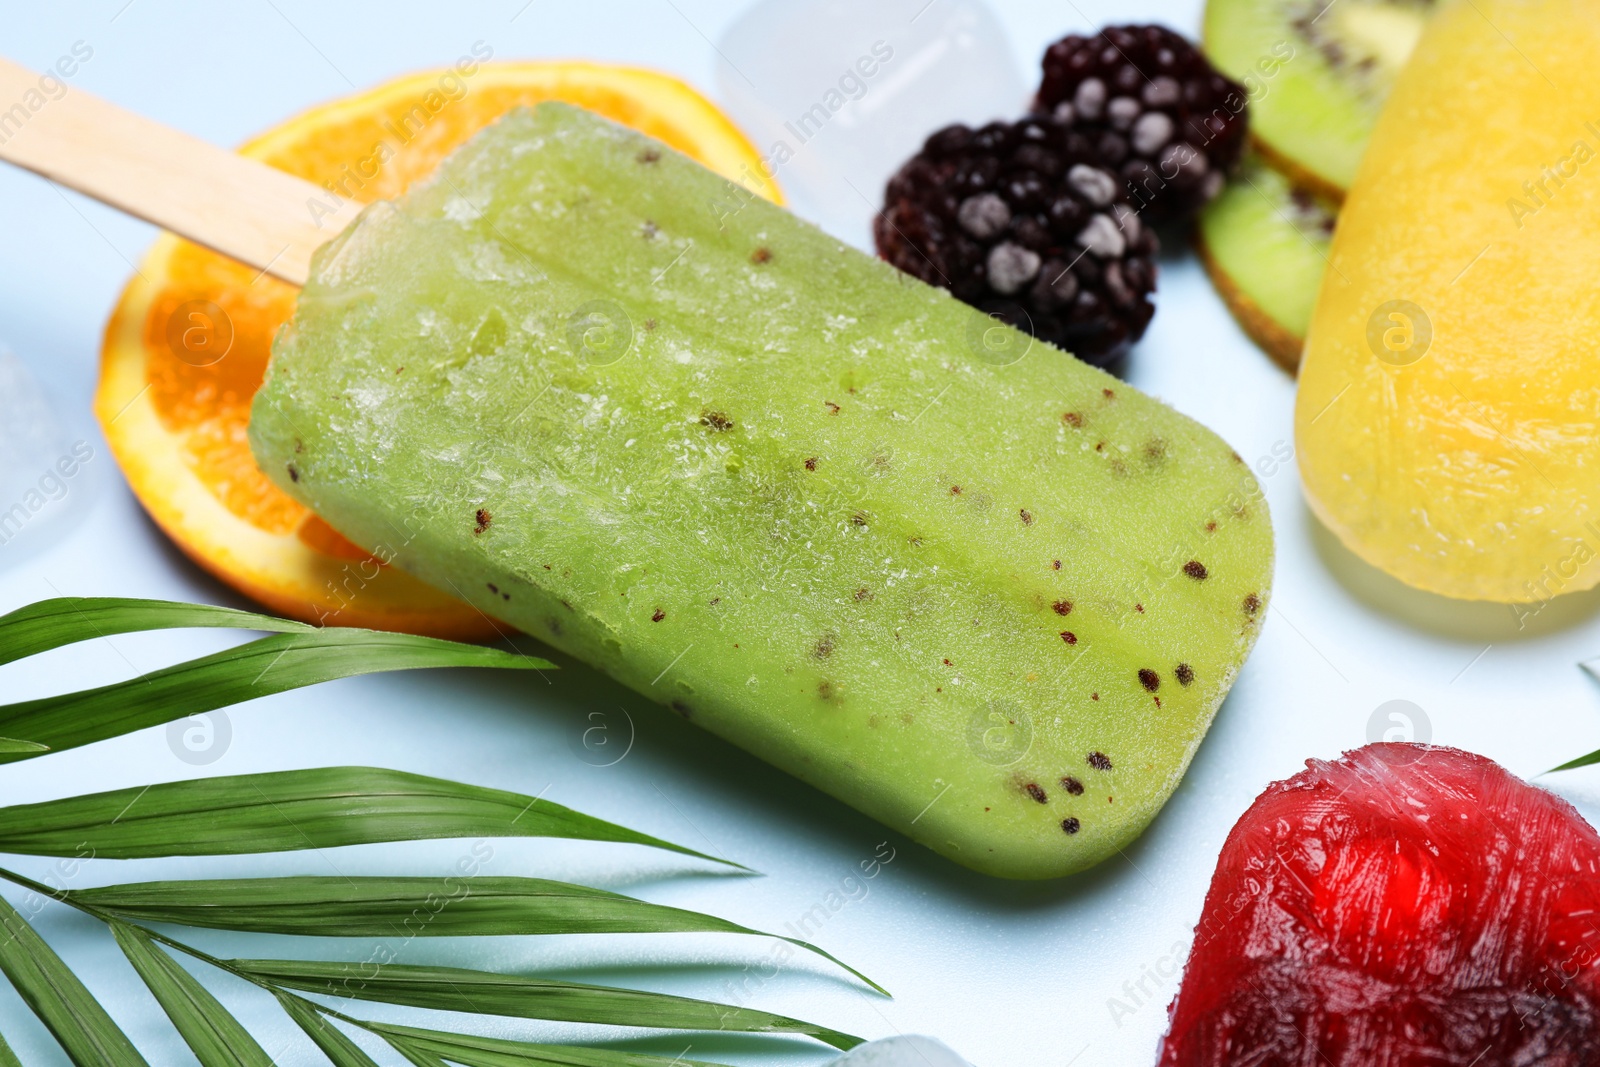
left=1036, top=24, right=1249, bottom=225
left=875, top=117, right=1158, bottom=367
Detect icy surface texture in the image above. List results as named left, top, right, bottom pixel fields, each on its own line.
left=1160, top=744, right=1600, bottom=1065
left=716, top=0, right=1024, bottom=247
left=0, top=348, right=94, bottom=566
left=0, top=350, right=70, bottom=498
left=251, top=104, right=1273, bottom=879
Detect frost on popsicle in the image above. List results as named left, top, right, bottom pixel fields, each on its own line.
left=250, top=103, right=1273, bottom=879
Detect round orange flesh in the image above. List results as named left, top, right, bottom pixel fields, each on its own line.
left=97, top=62, right=780, bottom=637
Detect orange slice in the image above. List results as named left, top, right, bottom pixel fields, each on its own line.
left=97, top=62, right=780, bottom=638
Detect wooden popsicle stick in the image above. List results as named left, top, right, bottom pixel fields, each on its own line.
left=0, top=56, right=363, bottom=286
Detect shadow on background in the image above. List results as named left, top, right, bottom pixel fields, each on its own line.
left=1307, top=504, right=1600, bottom=642
left=460, top=643, right=1169, bottom=918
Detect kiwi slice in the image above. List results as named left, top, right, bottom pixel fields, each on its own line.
left=1197, top=153, right=1336, bottom=372
left=1203, top=0, right=1432, bottom=196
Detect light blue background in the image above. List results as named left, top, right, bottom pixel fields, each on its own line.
left=4, top=2, right=1600, bottom=1065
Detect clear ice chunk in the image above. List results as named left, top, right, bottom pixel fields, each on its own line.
left=716, top=0, right=1024, bottom=248
left=0, top=348, right=95, bottom=565
left=827, top=1036, right=973, bottom=1067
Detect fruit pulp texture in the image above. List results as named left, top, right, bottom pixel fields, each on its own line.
left=1297, top=0, right=1600, bottom=602
left=1160, top=744, right=1600, bottom=1064
left=251, top=104, right=1273, bottom=880
left=1197, top=152, right=1334, bottom=369
left=1203, top=0, right=1430, bottom=196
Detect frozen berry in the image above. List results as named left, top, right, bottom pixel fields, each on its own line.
left=876, top=117, right=1158, bottom=366
left=1161, top=744, right=1600, bottom=1065
left=1036, top=24, right=1248, bottom=225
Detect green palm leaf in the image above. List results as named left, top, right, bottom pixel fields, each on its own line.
left=0, top=1027, right=21, bottom=1067
left=229, top=958, right=862, bottom=1050
left=364, top=1021, right=727, bottom=1067
left=0, top=893, right=147, bottom=1066
left=1548, top=749, right=1600, bottom=772
left=1552, top=663, right=1600, bottom=772
left=0, top=629, right=552, bottom=764
left=0, top=597, right=315, bottom=667
left=70, top=876, right=875, bottom=991
left=109, top=922, right=273, bottom=1067
left=391, top=1040, right=450, bottom=1067
left=0, top=594, right=853, bottom=1063
left=274, top=993, right=383, bottom=1067
left=0, top=767, right=727, bottom=865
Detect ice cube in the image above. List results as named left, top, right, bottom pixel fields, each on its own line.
left=827, top=1036, right=973, bottom=1067
left=0, top=349, right=69, bottom=487
left=716, top=0, right=1024, bottom=248
left=0, top=348, right=95, bottom=565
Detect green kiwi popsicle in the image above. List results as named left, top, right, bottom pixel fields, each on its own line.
left=250, top=103, right=1272, bottom=879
